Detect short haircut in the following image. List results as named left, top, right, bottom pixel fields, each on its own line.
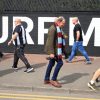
left=55, top=16, right=65, bottom=22
left=15, top=19, right=21, bottom=23
left=72, top=17, right=78, bottom=22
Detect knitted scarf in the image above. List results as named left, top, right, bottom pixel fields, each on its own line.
left=56, top=26, right=66, bottom=59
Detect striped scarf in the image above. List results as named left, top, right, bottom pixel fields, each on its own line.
left=56, top=26, right=66, bottom=59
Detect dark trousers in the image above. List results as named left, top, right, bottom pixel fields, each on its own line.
left=44, top=57, right=63, bottom=81
left=0, top=52, right=3, bottom=58
left=63, top=46, right=71, bottom=59
left=13, top=45, right=31, bottom=69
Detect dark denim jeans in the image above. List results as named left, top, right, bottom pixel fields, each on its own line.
left=68, top=41, right=90, bottom=61
left=44, top=58, right=63, bottom=81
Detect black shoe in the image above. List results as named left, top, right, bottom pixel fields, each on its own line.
left=88, top=82, right=96, bottom=90
left=0, top=52, right=3, bottom=58
left=24, top=67, right=34, bottom=73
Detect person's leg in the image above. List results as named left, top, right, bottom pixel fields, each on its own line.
left=90, top=68, right=100, bottom=83
left=17, top=46, right=33, bottom=72
left=88, top=68, right=100, bottom=90
left=44, top=58, right=55, bottom=82
left=52, top=59, right=63, bottom=81
left=78, top=42, right=91, bottom=62
left=63, top=46, right=70, bottom=59
left=68, top=42, right=77, bottom=62
left=0, top=52, right=3, bottom=58
left=63, top=46, right=67, bottom=59
left=50, top=59, right=63, bottom=87
left=12, top=48, right=19, bottom=69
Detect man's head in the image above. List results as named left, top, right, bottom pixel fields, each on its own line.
left=55, top=16, right=65, bottom=28
left=72, top=17, right=78, bottom=25
left=14, top=19, right=21, bottom=26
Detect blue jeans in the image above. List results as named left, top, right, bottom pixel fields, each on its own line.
left=68, top=41, right=90, bottom=61
left=44, top=58, right=63, bottom=81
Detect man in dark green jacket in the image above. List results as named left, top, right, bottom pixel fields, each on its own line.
left=44, top=16, right=66, bottom=88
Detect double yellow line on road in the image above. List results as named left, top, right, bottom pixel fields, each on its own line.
left=0, top=92, right=99, bottom=100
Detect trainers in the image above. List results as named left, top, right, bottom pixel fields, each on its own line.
left=66, top=59, right=72, bottom=63
left=88, top=82, right=96, bottom=90
left=86, top=61, right=92, bottom=64
left=13, top=68, right=18, bottom=70
left=25, top=67, right=34, bottom=73
left=12, top=66, right=18, bottom=71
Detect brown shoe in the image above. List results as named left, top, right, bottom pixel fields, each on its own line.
left=50, top=80, right=62, bottom=88
left=44, top=80, right=50, bottom=84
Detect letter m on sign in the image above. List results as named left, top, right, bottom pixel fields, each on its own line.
left=69, top=18, right=100, bottom=47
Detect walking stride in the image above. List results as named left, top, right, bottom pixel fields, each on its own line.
left=8, top=19, right=34, bottom=73
left=67, top=17, right=91, bottom=64
left=88, top=68, right=100, bottom=90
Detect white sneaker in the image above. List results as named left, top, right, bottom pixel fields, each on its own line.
left=86, top=61, right=92, bottom=64
left=26, top=67, right=34, bottom=73
left=66, top=59, right=72, bottom=63
left=88, top=82, right=96, bottom=90
left=12, top=66, right=18, bottom=70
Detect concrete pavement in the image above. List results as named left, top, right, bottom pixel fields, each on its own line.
left=0, top=53, right=100, bottom=95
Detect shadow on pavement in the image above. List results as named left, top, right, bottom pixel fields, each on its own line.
left=16, top=62, right=47, bottom=71
left=67, top=57, right=94, bottom=63
left=0, top=62, right=47, bottom=77
left=59, top=73, right=89, bottom=84
left=0, top=69, right=14, bottom=77
left=33, top=63, right=47, bottom=69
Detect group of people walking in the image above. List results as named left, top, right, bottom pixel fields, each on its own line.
left=7, top=17, right=99, bottom=90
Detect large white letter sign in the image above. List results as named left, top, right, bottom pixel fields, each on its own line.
left=0, top=16, right=8, bottom=43
left=38, top=17, right=56, bottom=45
left=83, top=18, right=100, bottom=46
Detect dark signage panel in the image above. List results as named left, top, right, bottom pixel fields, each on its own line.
left=0, top=12, right=100, bottom=56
